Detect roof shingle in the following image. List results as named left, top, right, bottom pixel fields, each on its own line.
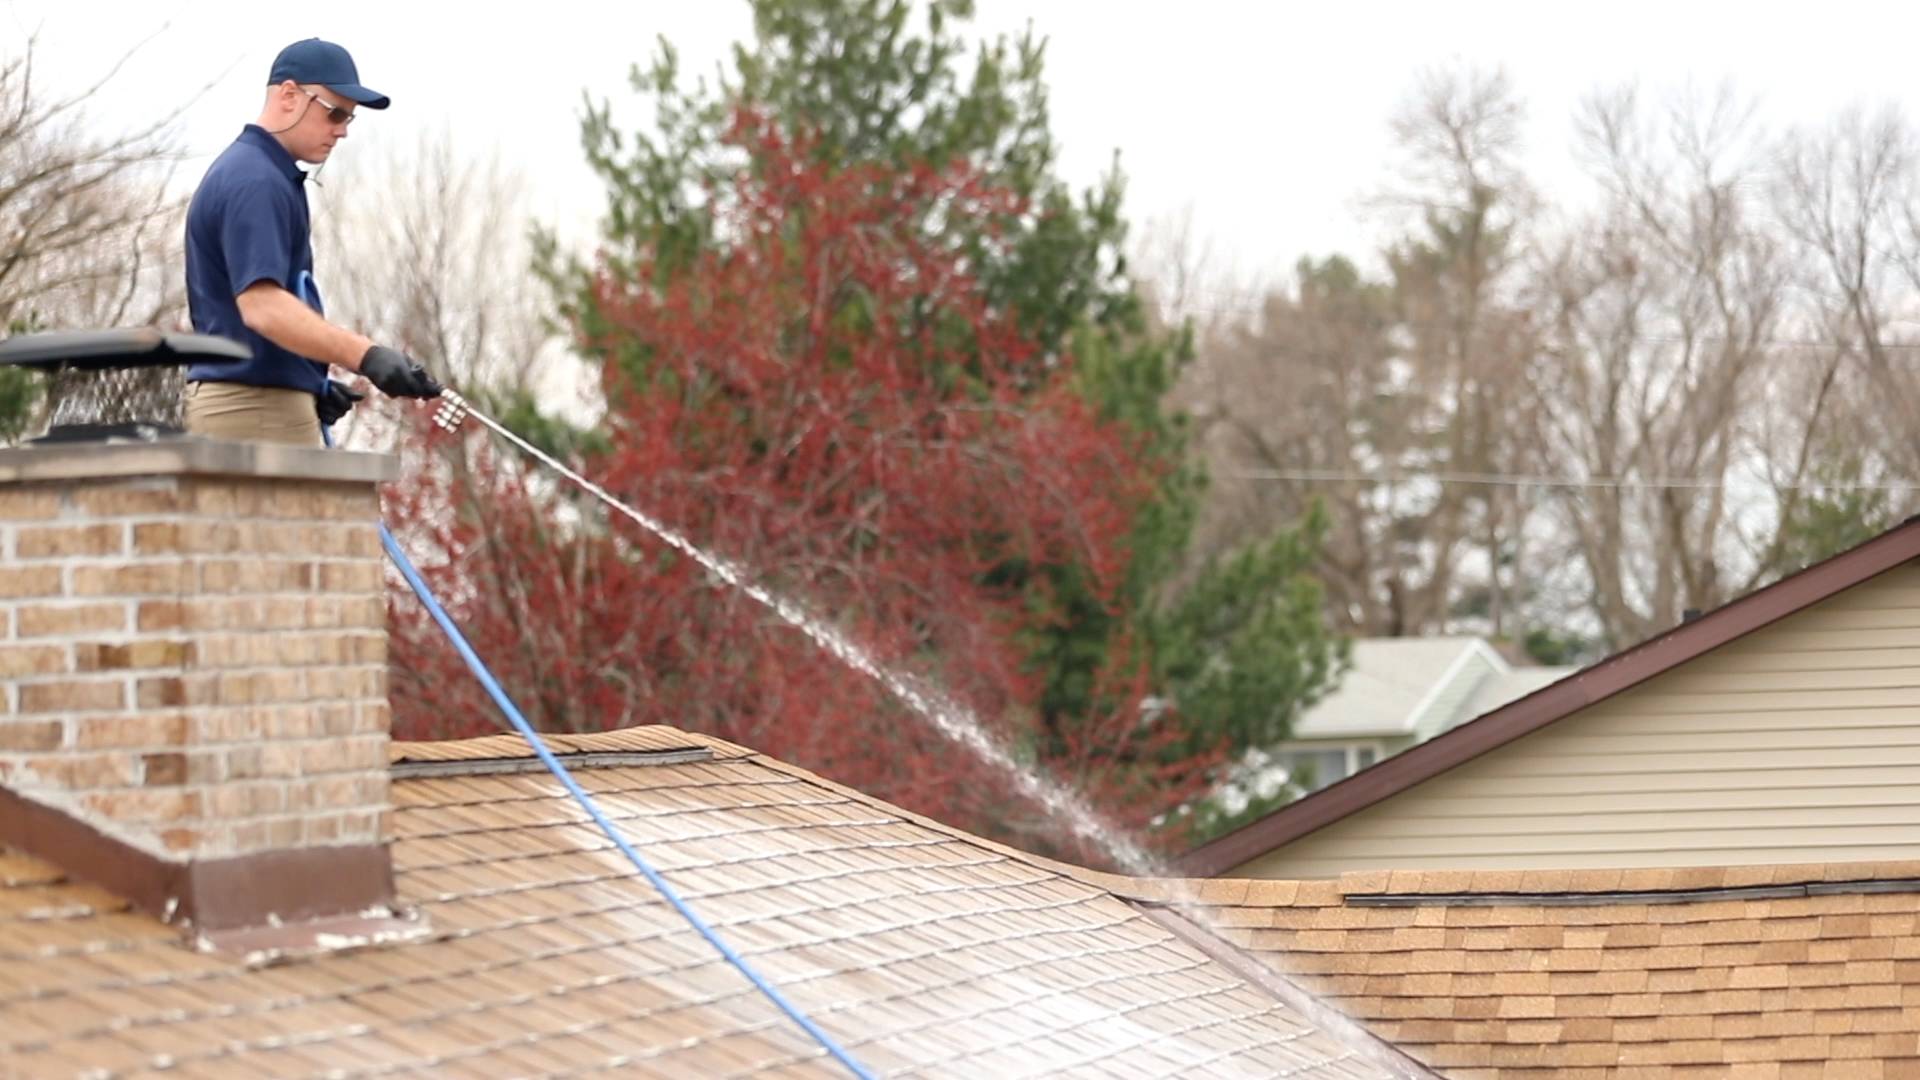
left=1172, top=864, right=1920, bottom=1078
left=1, top=727, right=1417, bottom=1078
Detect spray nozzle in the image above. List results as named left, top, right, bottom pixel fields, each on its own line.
left=432, top=390, right=471, bottom=433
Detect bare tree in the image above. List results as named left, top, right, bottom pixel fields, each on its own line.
left=1378, top=66, right=1534, bottom=227
left=1131, top=202, right=1264, bottom=340
left=310, top=125, right=581, bottom=452
left=1175, top=65, right=1544, bottom=642
left=1168, top=66, right=1920, bottom=667
left=1526, top=83, right=1792, bottom=647
left=1174, top=254, right=1405, bottom=630
left=0, top=32, right=192, bottom=439
left=1772, top=104, right=1920, bottom=484
left=1381, top=67, right=1543, bottom=639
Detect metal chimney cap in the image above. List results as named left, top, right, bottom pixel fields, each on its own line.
left=0, top=328, right=250, bottom=372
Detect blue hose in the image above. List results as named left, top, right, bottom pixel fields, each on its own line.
left=321, top=419, right=875, bottom=1078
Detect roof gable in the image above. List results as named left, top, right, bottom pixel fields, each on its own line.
left=1404, top=640, right=1500, bottom=741
left=1179, top=517, right=1920, bottom=877
left=1294, top=637, right=1488, bottom=739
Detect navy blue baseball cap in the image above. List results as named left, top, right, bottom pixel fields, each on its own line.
left=267, top=38, right=390, bottom=110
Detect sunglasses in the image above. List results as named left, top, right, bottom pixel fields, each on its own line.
left=303, top=89, right=357, bottom=126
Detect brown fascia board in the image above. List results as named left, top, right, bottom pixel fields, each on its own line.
left=1176, top=515, right=1920, bottom=879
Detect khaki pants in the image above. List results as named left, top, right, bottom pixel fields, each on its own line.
left=184, top=381, right=322, bottom=448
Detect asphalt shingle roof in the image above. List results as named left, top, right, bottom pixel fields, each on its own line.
left=0, top=726, right=1412, bottom=1079
left=1146, top=865, right=1920, bottom=1078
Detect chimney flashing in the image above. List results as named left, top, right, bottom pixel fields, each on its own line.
left=0, top=782, right=400, bottom=932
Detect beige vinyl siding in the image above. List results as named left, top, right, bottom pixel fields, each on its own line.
left=1237, top=561, right=1920, bottom=879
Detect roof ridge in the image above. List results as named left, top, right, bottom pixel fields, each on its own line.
left=388, top=725, right=749, bottom=764
left=738, top=749, right=1150, bottom=894
left=1399, top=639, right=1496, bottom=736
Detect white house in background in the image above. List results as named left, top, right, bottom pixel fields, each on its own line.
left=1242, top=637, right=1575, bottom=800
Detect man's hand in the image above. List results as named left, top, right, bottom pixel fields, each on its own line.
left=316, top=379, right=365, bottom=427
left=358, top=345, right=444, bottom=399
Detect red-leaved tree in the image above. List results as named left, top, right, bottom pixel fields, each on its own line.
left=383, top=112, right=1219, bottom=865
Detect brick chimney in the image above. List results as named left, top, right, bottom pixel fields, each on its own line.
left=0, top=438, right=404, bottom=936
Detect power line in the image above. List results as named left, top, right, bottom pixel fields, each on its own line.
left=1163, top=286, right=1920, bottom=352
left=1223, top=466, right=1920, bottom=494
left=1174, top=304, right=1920, bottom=353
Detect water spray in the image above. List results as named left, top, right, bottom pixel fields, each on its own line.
left=424, top=388, right=1436, bottom=1078
left=430, top=389, right=1163, bottom=876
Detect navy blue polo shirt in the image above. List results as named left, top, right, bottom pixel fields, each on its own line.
left=183, top=125, right=328, bottom=393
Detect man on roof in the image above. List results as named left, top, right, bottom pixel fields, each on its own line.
left=182, top=37, right=441, bottom=446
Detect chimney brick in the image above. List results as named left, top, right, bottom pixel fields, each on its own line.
left=0, top=644, right=68, bottom=678
left=0, top=566, right=64, bottom=598
left=16, top=522, right=127, bottom=558
left=0, top=719, right=65, bottom=751
left=142, top=751, right=188, bottom=785
left=17, top=602, right=129, bottom=638
left=19, top=679, right=126, bottom=714
left=0, top=439, right=401, bottom=930
left=0, top=490, right=59, bottom=519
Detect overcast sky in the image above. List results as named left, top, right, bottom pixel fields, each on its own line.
left=11, top=1, right=1920, bottom=304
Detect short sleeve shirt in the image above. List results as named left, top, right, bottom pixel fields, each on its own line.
left=183, top=125, right=328, bottom=393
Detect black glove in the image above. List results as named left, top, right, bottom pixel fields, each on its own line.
left=315, top=379, right=365, bottom=427
left=358, top=345, right=444, bottom=399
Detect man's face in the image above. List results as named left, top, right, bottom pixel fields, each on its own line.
left=275, top=82, right=357, bottom=163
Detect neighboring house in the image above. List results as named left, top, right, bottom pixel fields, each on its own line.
left=1164, top=862, right=1920, bottom=1078
left=1181, top=517, right=1920, bottom=880
left=1248, top=638, right=1573, bottom=799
